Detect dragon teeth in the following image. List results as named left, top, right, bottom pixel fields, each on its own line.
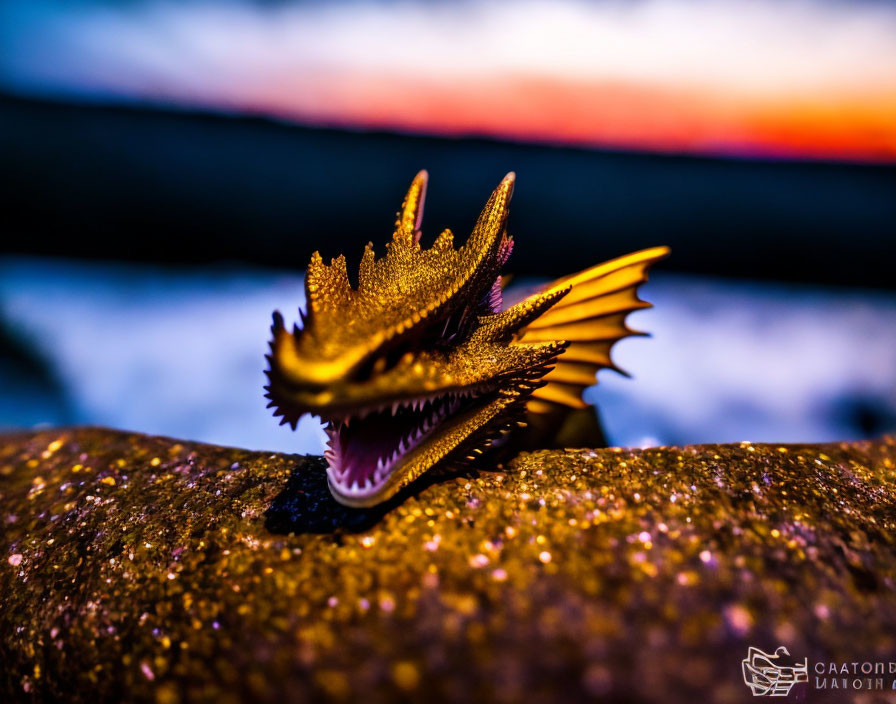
left=326, top=386, right=490, bottom=492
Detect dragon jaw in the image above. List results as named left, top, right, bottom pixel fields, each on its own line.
left=265, top=172, right=569, bottom=507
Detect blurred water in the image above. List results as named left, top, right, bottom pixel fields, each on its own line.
left=0, top=258, right=323, bottom=452
left=1, top=256, right=894, bottom=452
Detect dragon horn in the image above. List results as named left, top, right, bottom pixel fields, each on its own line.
left=465, top=172, right=514, bottom=260
left=453, top=172, right=516, bottom=297
left=394, top=170, right=428, bottom=245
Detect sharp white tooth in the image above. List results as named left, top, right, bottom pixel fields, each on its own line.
left=392, top=402, right=399, bottom=415
left=377, top=457, right=385, bottom=471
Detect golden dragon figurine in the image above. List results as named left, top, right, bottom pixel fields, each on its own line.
left=265, top=172, right=668, bottom=507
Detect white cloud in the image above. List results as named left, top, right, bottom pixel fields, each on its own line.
left=3, top=0, right=895, bottom=106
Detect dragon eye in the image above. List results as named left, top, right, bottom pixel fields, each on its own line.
left=351, top=308, right=459, bottom=383
left=352, top=344, right=411, bottom=382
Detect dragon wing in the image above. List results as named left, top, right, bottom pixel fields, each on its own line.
left=516, top=246, right=670, bottom=420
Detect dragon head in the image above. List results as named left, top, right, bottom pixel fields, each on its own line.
left=265, top=171, right=570, bottom=507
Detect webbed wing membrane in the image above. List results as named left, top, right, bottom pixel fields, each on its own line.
left=517, top=246, right=670, bottom=417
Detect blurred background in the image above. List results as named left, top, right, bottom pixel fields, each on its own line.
left=0, top=0, right=894, bottom=453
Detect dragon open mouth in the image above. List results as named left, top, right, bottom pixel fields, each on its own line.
left=322, top=390, right=488, bottom=505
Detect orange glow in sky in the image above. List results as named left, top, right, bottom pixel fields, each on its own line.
left=3, top=0, right=896, bottom=161
left=244, top=72, right=896, bottom=162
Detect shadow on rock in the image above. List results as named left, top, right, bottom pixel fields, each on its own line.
left=264, top=458, right=467, bottom=535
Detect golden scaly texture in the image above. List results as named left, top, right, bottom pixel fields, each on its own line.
left=273, top=173, right=515, bottom=382
left=2, top=428, right=896, bottom=703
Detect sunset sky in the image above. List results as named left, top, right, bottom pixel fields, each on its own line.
left=2, top=0, right=895, bottom=161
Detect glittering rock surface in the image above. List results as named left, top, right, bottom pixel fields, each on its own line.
left=2, top=429, right=896, bottom=703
